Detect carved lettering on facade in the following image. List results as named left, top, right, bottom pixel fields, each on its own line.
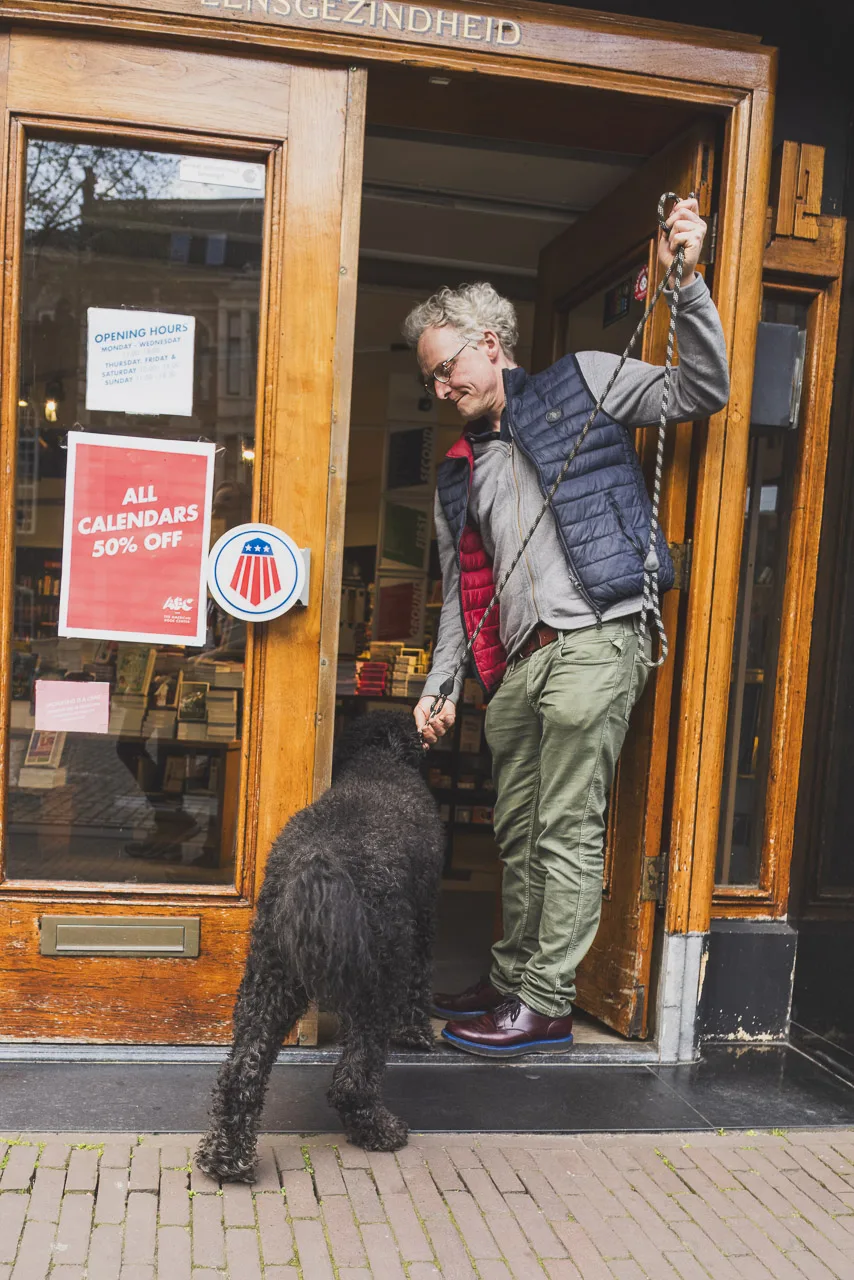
left=199, top=0, right=523, bottom=46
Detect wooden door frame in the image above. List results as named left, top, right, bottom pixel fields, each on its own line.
left=0, top=0, right=777, bottom=970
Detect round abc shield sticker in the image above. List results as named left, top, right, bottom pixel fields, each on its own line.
left=207, top=523, right=305, bottom=622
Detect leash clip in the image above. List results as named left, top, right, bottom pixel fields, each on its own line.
left=416, top=695, right=444, bottom=746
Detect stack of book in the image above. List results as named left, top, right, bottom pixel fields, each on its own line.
left=214, top=664, right=244, bottom=690
left=18, top=765, right=67, bottom=789
left=207, top=690, right=239, bottom=741
left=389, top=647, right=429, bottom=697
left=176, top=681, right=209, bottom=739
left=356, top=661, right=388, bottom=696
left=368, top=641, right=404, bottom=664
left=143, top=709, right=177, bottom=740
left=177, top=720, right=205, bottom=741
left=109, top=695, right=147, bottom=735
left=336, top=659, right=358, bottom=696
left=193, top=660, right=244, bottom=690
left=18, top=729, right=67, bottom=790
left=389, top=655, right=422, bottom=696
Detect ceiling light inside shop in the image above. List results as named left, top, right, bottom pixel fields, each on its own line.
left=44, top=399, right=58, bottom=422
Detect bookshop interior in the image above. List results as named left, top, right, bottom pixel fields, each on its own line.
left=7, top=63, right=788, bottom=1032
left=335, top=73, right=702, bottom=1003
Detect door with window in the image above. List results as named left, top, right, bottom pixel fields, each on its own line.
left=531, top=122, right=717, bottom=1037
left=716, top=222, right=847, bottom=916
left=0, top=32, right=364, bottom=1042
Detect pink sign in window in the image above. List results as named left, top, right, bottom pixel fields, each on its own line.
left=34, top=680, right=110, bottom=734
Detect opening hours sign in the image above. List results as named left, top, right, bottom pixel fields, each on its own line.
left=58, top=432, right=215, bottom=645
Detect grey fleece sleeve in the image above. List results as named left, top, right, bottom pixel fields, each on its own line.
left=421, top=489, right=467, bottom=704
left=576, top=274, right=730, bottom=428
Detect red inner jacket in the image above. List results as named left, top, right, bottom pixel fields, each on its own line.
left=445, top=436, right=507, bottom=697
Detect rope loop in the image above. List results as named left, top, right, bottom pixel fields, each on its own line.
left=658, top=191, right=683, bottom=236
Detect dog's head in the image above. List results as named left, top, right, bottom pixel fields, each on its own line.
left=332, top=710, right=424, bottom=777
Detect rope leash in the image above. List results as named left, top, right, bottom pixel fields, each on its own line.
left=421, top=192, right=691, bottom=732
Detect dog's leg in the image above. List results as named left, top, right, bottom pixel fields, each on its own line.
left=393, top=907, right=436, bottom=1051
left=197, top=948, right=307, bottom=1183
left=329, top=1008, right=408, bottom=1152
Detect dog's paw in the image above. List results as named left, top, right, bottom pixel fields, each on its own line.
left=392, top=1024, right=435, bottom=1051
left=347, top=1108, right=409, bottom=1153
left=195, top=1134, right=257, bottom=1184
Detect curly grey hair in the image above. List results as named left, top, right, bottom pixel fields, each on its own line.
left=402, top=282, right=518, bottom=357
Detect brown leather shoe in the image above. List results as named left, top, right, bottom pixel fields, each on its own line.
left=442, top=996, right=574, bottom=1058
left=431, top=976, right=508, bottom=1020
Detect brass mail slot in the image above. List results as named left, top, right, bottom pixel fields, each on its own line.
left=40, top=916, right=200, bottom=958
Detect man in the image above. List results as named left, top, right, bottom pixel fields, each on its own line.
left=405, top=199, right=729, bottom=1058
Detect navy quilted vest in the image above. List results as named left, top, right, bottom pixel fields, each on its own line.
left=436, top=355, right=673, bottom=687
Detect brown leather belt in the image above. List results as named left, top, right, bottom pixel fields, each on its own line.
left=517, top=622, right=560, bottom=660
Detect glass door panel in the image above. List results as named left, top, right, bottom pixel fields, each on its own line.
left=8, top=134, right=266, bottom=885
left=0, top=33, right=362, bottom=1045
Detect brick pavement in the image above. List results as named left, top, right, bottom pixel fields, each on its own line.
left=1, top=1129, right=854, bottom=1278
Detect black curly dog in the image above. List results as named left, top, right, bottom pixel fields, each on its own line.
left=196, top=711, right=444, bottom=1179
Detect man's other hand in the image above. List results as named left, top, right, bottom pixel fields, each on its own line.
left=414, top=695, right=457, bottom=746
left=658, top=196, right=706, bottom=287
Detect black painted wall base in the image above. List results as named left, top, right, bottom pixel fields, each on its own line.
left=791, top=920, right=854, bottom=1083
left=700, top=919, right=797, bottom=1041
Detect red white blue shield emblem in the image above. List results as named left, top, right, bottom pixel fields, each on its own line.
left=207, top=523, right=306, bottom=622
left=230, top=536, right=281, bottom=606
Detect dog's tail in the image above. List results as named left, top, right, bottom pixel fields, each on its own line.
left=279, top=851, right=372, bottom=1007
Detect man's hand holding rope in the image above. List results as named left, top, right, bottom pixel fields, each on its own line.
left=659, top=195, right=706, bottom=284
left=414, top=694, right=456, bottom=746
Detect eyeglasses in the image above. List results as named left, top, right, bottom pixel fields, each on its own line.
left=422, top=340, right=474, bottom=395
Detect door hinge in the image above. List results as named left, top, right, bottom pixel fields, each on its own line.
left=700, top=210, right=718, bottom=265
left=668, top=539, right=693, bottom=592
left=641, top=854, right=668, bottom=904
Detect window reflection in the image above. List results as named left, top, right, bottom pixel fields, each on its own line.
left=7, top=137, right=266, bottom=885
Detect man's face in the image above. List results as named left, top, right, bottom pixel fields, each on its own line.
left=417, top=326, right=505, bottom=423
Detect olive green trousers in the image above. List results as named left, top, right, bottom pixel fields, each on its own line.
left=485, top=616, right=650, bottom=1018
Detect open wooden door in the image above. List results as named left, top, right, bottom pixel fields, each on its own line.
left=0, top=31, right=364, bottom=1043
left=531, top=122, right=716, bottom=1037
